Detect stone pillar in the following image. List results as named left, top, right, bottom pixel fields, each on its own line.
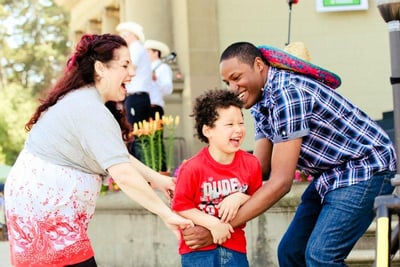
left=121, top=0, right=172, bottom=46
left=102, top=6, right=119, bottom=34
left=72, top=30, right=84, bottom=46
left=170, top=0, right=220, bottom=156
left=86, top=19, right=101, bottom=34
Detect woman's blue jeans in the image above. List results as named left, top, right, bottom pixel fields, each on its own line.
left=181, top=246, right=249, bottom=267
left=278, top=171, right=395, bottom=267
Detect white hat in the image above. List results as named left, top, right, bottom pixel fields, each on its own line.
left=144, top=40, right=170, bottom=58
left=116, top=22, right=145, bottom=43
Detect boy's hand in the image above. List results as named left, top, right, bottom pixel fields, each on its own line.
left=210, top=222, right=234, bottom=244
left=217, top=192, right=250, bottom=222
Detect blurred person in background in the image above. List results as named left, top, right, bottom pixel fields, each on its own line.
left=116, top=21, right=153, bottom=161
left=144, top=39, right=174, bottom=119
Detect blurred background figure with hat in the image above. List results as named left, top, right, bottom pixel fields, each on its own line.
left=116, top=21, right=153, bottom=161
left=144, top=39, right=174, bottom=119
left=144, top=39, right=175, bottom=172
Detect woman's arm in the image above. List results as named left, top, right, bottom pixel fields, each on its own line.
left=108, top=162, right=193, bottom=237
left=128, top=155, right=175, bottom=199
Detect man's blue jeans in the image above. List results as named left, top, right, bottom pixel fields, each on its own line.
left=181, top=246, right=249, bottom=267
left=278, top=171, right=395, bottom=267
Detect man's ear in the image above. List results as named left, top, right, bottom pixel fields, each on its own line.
left=254, top=57, right=265, bottom=72
left=94, top=60, right=105, bottom=78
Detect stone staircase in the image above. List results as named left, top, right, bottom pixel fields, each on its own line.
left=346, top=218, right=400, bottom=266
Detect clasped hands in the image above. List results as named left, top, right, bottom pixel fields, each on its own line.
left=183, top=192, right=249, bottom=248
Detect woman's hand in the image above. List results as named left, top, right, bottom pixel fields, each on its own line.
left=151, top=174, right=176, bottom=201
left=162, top=212, right=194, bottom=239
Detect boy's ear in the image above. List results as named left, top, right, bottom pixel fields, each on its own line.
left=202, top=125, right=211, bottom=138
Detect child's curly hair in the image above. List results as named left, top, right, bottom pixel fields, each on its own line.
left=192, top=89, right=244, bottom=143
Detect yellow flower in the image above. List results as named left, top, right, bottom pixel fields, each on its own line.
left=130, top=113, right=179, bottom=172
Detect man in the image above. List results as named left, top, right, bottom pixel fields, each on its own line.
left=144, top=39, right=174, bottom=119
left=183, top=42, right=397, bottom=266
left=116, top=21, right=153, bottom=160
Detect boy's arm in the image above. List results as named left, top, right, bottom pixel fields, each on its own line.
left=178, top=208, right=233, bottom=244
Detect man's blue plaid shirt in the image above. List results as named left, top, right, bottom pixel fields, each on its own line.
left=251, top=67, right=397, bottom=199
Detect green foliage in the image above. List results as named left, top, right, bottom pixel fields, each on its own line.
left=0, top=0, right=70, bottom=95
left=0, top=0, right=70, bottom=164
left=0, top=83, right=37, bottom=165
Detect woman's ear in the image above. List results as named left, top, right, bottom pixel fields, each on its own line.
left=94, top=60, right=104, bottom=78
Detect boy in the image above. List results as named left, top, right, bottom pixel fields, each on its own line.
left=172, top=89, right=262, bottom=267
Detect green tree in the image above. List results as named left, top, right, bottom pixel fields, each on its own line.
left=0, top=0, right=70, bottom=165
left=0, top=83, right=36, bottom=164
left=0, top=0, right=70, bottom=94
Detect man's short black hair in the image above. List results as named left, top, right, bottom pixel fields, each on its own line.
left=219, top=41, right=268, bottom=66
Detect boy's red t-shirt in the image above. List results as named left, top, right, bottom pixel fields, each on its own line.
left=172, top=147, right=262, bottom=254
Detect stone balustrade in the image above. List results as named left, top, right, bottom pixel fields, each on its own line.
left=0, top=182, right=383, bottom=266
left=88, top=182, right=308, bottom=267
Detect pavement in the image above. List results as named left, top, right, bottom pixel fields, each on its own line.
left=0, top=241, right=11, bottom=267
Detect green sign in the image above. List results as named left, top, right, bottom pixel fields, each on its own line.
left=323, top=0, right=361, bottom=6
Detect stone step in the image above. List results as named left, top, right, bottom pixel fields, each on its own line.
left=353, top=218, right=399, bottom=250
left=0, top=241, right=11, bottom=267
left=348, top=217, right=400, bottom=266
left=346, top=249, right=400, bottom=267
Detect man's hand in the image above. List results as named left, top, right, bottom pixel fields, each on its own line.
left=182, top=225, right=213, bottom=249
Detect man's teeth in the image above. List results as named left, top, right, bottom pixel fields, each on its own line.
left=238, top=92, right=245, bottom=99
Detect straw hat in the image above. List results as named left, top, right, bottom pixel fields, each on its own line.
left=284, top=42, right=311, bottom=62
left=116, top=22, right=145, bottom=43
left=144, top=40, right=170, bottom=58
left=258, top=44, right=341, bottom=89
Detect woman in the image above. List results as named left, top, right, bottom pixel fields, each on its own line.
left=4, top=34, right=192, bottom=267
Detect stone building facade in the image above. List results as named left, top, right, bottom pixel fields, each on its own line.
left=55, top=0, right=394, bottom=158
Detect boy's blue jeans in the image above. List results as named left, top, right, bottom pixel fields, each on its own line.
left=278, top=171, right=395, bottom=267
left=181, top=246, right=248, bottom=267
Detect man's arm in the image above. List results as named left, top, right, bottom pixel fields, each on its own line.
left=230, top=137, right=302, bottom=227
left=255, top=138, right=273, bottom=179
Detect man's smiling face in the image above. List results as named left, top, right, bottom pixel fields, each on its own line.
left=220, top=57, right=266, bottom=109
